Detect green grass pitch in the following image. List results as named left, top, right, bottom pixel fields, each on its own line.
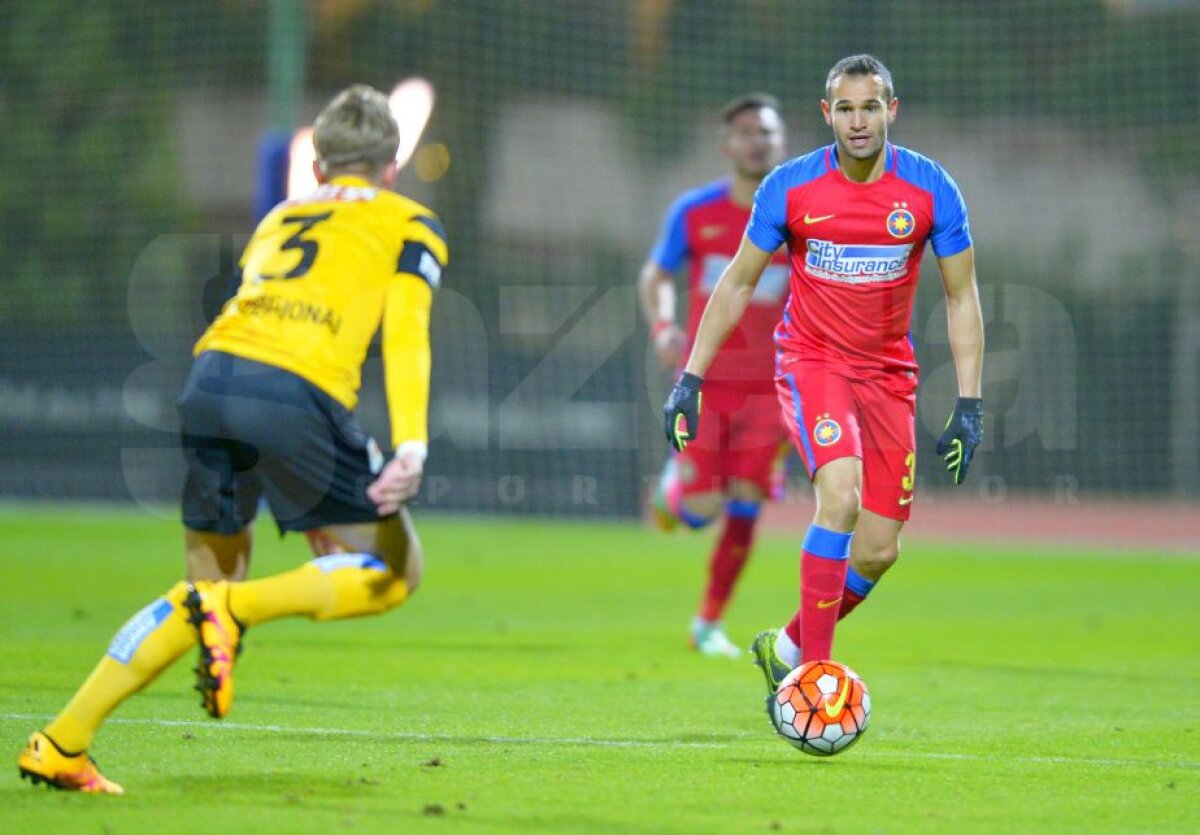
left=1, top=506, right=1196, bottom=833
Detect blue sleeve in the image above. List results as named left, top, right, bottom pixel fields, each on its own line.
left=929, top=166, right=972, bottom=258
left=649, top=195, right=691, bottom=271
left=746, top=167, right=789, bottom=253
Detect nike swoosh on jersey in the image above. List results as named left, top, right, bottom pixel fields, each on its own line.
left=698, top=224, right=726, bottom=240
left=803, top=213, right=836, bottom=224
left=824, top=677, right=851, bottom=719
left=816, top=596, right=842, bottom=609
left=899, top=496, right=914, bottom=506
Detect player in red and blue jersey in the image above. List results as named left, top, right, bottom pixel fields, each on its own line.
left=640, top=94, right=790, bottom=658
left=662, top=55, right=985, bottom=691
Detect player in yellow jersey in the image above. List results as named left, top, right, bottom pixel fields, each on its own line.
left=17, top=85, right=447, bottom=794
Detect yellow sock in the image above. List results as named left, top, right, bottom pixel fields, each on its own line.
left=229, top=554, right=407, bottom=626
left=45, top=582, right=195, bottom=753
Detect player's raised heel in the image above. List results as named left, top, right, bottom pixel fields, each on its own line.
left=184, top=581, right=243, bottom=719
left=17, top=732, right=124, bottom=795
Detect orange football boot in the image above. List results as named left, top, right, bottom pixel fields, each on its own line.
left=17, top=731, right=123, bottom=795
left=183, top=581, right=243, bottom=719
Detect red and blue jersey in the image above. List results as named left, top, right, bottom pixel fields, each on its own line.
left=746, top=143, right=971, bottom=380
left=651, top=179, right=789, bottom=390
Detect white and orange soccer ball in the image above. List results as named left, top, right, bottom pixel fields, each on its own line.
left=769, top=660, right=871, bottom=756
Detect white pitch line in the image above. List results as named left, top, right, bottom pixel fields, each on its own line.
left=876, top=749, right=1200, bottom=769
left=0, top=713, right=733, bottom=750
left=2, top=713, right=1196, bottom=770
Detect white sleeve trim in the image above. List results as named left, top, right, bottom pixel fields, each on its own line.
left=394, top=440, right=428, bottom=462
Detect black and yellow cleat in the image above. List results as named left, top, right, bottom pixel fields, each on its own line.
left=17, top=732, right=123, bottom=795
left=184, top=580, right=243, bottom=719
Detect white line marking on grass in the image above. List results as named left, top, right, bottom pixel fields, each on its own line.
left=871, top=750, right=1199, bottom=769
left=2, top=713, right=1196, bottom=769
left=0, top=713, right=732, bottom=750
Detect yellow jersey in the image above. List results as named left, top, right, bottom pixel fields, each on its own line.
left=195, top=175, right=447, bottom=449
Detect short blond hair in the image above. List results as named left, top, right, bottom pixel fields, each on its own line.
left=313, top=84, right=400, bottom=175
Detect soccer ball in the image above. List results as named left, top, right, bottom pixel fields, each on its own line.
left=769, top=660, right=870, bottom=756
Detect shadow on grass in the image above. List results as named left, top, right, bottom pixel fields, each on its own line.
left=722, top=755, right=934, bottom=772
left=142, top=773, right=653, bottom=833
left=150, top=769, right=394, bottom=800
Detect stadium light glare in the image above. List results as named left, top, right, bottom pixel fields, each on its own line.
left=389, top=77, right=436, bottom=169
left=286, top=77, right=437, bottom=198
left=286, top=126, right=316, bottom=199
left=414, top=142, right=451, bottom=182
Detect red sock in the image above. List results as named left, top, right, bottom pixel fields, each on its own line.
left=782, top=525, right=852, bottom=664
left=698, top=511, right=757, bottom=622
left=784, top=575, right=872, bottom=655
left=838, top=587, right=866, bottom=620
left=800, top=550, right=849, bottom=662
left=784, top=610, right=804, bottom=651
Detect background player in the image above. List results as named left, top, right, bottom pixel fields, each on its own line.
left=640, top=94, right=789, bottom=658
left=17, top=85, right=448, bottom=793
left=662, top=55, right=985, bottom=690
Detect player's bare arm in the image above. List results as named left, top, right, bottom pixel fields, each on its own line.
left=938, top=246, right=984, bottom=398
left=683, top=235, right=772, bottom=378
left=637, top=260, right=685, bottom=371
left=664, top=235, right=771, bottom=451
left=936, top=245, right=985, bottom=484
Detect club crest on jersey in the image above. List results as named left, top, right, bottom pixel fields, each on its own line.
left=813, top=416, right=841, bottom=447
left=887, top=207, right=915, bottom=239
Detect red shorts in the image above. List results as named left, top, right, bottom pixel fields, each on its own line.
left=774, top=355, right=917, bottom=521
left=677, top=382, right=789, bottom=498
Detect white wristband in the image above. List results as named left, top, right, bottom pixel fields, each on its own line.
left=394, top=440, right=428, bottom=462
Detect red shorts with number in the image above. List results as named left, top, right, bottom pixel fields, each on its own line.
left=774, top=354, right=917, bottom=521
left=677, top=382, right=789, bottom=498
